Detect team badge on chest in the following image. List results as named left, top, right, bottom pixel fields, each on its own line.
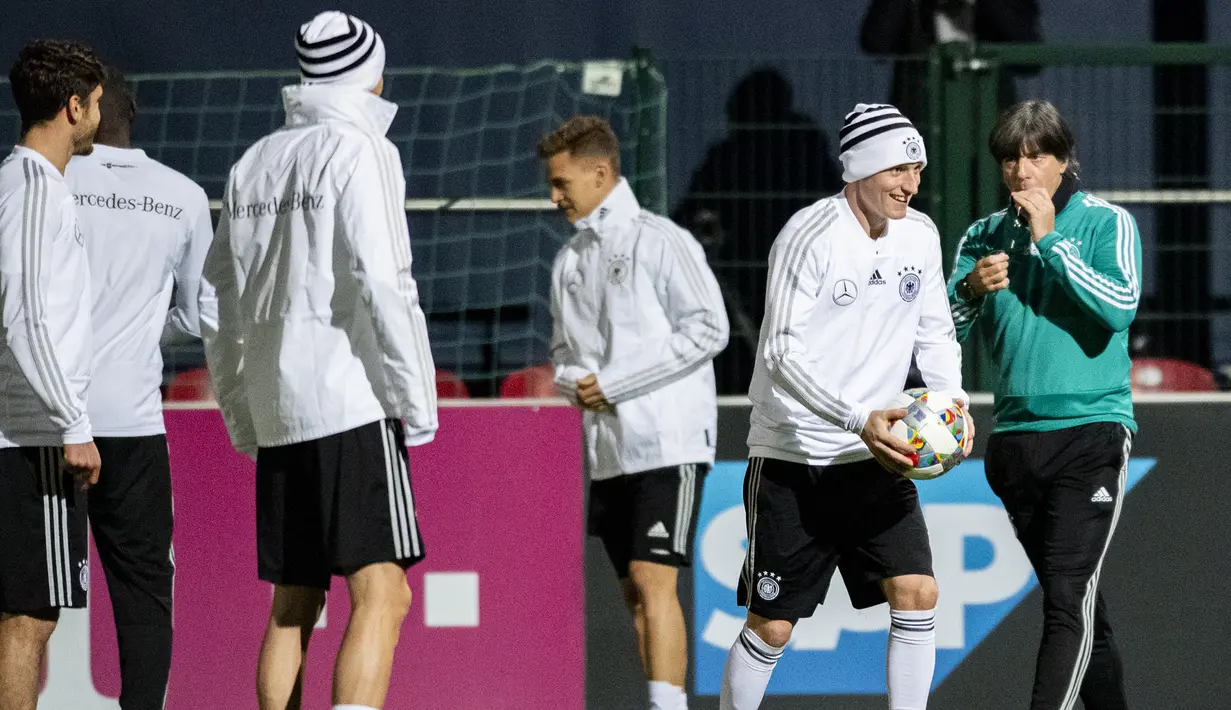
left=607, top=254, right=630, bottom=285
left=898, top=265, right=922, bottom=302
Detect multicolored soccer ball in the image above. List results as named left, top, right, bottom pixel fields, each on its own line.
left=886, top=388, right=970, bottom=480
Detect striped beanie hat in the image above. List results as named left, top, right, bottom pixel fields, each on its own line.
left=838, top=103, right=927, bottom=183
left=295, top=11, right=386, bottom=91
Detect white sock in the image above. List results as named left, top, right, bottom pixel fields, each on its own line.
left=648, top=680, right=685, bottom=710
left=887, top=608, right=937, bottom=710
left=332, top=705, right=378, bottom=710
left=719, top=625, right=785, bottom=710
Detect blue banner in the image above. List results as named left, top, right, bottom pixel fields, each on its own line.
left=693, top=457, right=1157, bottom=695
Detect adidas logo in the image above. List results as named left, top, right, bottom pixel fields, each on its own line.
left=868, top=269, right=886, bottom=285
left=1091, top=487, right=1113, bottom=503
left=647, top=521, right=670, bottom=539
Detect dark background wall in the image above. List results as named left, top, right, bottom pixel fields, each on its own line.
left=3, top=0, right=1149, bottom=72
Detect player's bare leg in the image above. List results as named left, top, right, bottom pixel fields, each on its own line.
left=883, top=574, right=939, bottom=710
left=621, top=578, right=650, bottom=671
left=332, top=561, right=412, bottom=708
left=0, top=611, right=58, bottom=710
left=258, top=585, right=325, bottom=710
left=629, top=560, right=688, bottom=706
left=744, top=612, right=794, bottom=649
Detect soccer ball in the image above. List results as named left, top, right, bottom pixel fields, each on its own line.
left=886, top=388, right=970, bottom=480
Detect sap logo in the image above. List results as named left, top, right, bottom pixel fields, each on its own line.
left=693, top=458, right=1156, bottom=696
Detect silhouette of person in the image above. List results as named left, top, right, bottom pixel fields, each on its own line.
left=860, top=0, right=1041, bottom=126
left=673, top=67, right=842, bottom=395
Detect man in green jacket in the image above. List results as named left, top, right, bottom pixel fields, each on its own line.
left=948, top=100, right=1140, bottom=710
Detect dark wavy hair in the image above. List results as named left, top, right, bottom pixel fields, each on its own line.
left=9, top=39, right=105, bottom=134
left=988, top=99, right=1079, bottom=171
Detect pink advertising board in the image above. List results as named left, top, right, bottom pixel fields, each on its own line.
left=41, top=404, right=583, bottom=709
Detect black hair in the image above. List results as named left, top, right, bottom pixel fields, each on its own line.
left=9, top=39, right=104, bottom=134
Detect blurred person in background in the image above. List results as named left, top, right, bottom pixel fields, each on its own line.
left=859, top=0, right=1042, bottom=127
left=542, top=115, right=728, bottom=710
left=199, top=11, right=437, bottom=710
left=66, top=64, right=212, bottom=709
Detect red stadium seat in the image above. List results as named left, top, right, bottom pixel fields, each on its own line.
left=165, top=367, right=214, bottom=402
left=1131, top=357, right=1217, bottom=393
left=499, top=364, right=557, bottom=398
left=168, top=368, right=471, bottom=401
left=436, top=370, right=470, bottom=398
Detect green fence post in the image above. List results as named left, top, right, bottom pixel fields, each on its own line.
left=970, top=49, right=1003, bottom=391
left=631, top=46, right=667, bottom=215
left=972, top=50, right=1002, bottom=222
left=936, top=43, right=977, bottom=268
left=927, top=46, right=947, bottom=248
left=930, top=43, right=987, bottom=390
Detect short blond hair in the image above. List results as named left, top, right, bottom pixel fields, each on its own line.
left=536, top=115, right=621, bottom=175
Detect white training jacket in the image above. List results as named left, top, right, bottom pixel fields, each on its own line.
left=67, top=144, right=213, bottom=437
left=199, top=84, right=438, bottom=455
left=550, top=178, right=729, bottom=480
left=747, top=193, right=967, bottom=465
left=0, top=146, right=93, bottom=447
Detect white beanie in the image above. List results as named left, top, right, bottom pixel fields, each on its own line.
left=838, top=103, right=927, bottom=183
left=295, top=11, right=386, bottom=91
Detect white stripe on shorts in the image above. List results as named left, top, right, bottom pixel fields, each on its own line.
left=380, top=423, right=407, bottom=559
left=57, top=455, right=71, bottom=603
left=40, top=449, right=71, bottom=606
left=394, top=438, right=420, bottom=557
left=673, top=464, right=697, bottom=555
left=383, top=421, right=419, bottom=559
left=743, top=457, right=764, bottom=607
left=40, top=449, right=58, bottom=606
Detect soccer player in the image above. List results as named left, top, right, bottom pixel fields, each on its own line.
left=0, top=40, right=104, bottom=710
left=541, top=116, right=729, bottom=710
left=65, top=65, right=212, bottom=709
left=947, top=100, right=1141, bottom=710
left=199, top=11, right=437, bottom=710
left=718, top=104, right=973, bottom=710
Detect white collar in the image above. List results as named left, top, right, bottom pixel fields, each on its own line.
left=86, top=144, right=148, bottom=161
left=575, top=178, right=640, bottom=239
left=9, top=145, right=65, bottom=181
left=281, top=83, right=398, bottom=136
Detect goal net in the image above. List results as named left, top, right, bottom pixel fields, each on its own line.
left=1, top=58, right=668, bottom=396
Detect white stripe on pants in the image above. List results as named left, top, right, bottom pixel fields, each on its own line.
left=1058, top=426, right=1132, bottom=710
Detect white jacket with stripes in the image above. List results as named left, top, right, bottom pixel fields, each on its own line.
left=747, top=194, right=967, bottom=465
left=550, top=179, right=729, bottom=480
left=199, top=84, right=438, bottom=455
left=0, top=147, right=93, bottom=447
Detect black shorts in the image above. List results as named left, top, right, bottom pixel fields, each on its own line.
left=90, top=435, right=175, bottom=616
left=737, top=456, right=933, bottom=619
left=256, top=419, right=425, bottom=589
left=0, top=446, right=89, bottom=612
left=588, top=463, right=709, bottom=576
